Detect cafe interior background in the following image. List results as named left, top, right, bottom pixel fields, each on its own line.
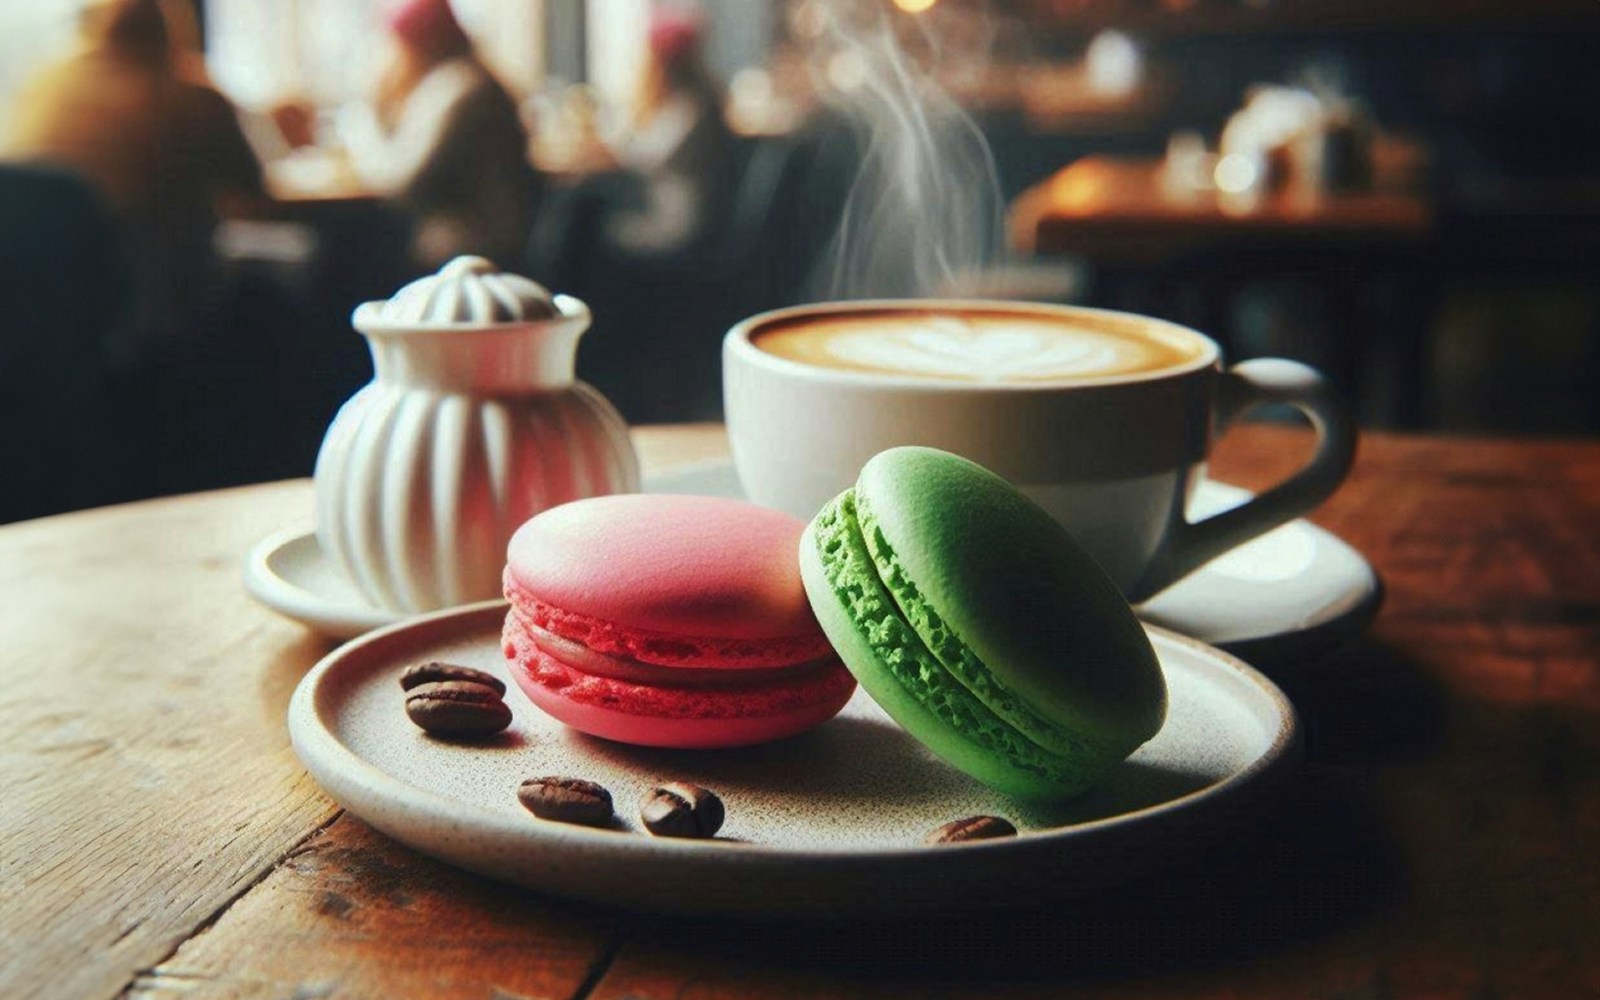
left=2, top=0, right=1597, bottom=526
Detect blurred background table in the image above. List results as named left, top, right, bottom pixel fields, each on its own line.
left=1013, top=155, right=1438, bottom=427
left=262, top=149, right=373, bottom=207
left=2, top=424, right=1597, bottom=999
left=1011, top=155, right=1432, bottom=261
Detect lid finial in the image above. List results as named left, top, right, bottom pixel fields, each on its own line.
left=361, top=255, right=561, bottom=326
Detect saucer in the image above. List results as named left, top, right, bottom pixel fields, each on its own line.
left=245, top=464, right=1381, bottom=659
left=1139, top=478, right=1383, bottom=663
left=287, top=601, right=1298, bottom=915
left=648, top=462, right=1383, bottom=664
left=244, top=527, right=395, bottom=640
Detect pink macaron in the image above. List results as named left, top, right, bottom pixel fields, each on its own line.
left=501, top=495, right=856, bottom=748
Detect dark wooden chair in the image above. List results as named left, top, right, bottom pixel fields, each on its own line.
left=0, top=164, right=131, bottom=522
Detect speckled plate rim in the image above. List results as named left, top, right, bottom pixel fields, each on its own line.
left=288, top=601, right=1300, bottom=911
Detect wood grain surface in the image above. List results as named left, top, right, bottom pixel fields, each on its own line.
left=3, top=424, right=1597, bottom=1000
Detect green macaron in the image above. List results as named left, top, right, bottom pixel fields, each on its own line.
left=798, top=446, right=1167, bottom=800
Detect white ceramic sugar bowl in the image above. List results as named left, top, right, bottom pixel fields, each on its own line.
left=314, top=256, right=639, bottom=613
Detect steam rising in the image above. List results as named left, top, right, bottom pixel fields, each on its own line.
left=806, top=0, right=1005, bottom=299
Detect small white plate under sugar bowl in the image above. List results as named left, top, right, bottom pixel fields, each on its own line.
left=246, top=461, right=1380, bottom=662
left=245, top=527, right=395, bottom=640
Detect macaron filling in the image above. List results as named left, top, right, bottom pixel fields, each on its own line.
left=514, top=613, right=841, bottom=689
left=503, top=610, right=855, bottom=719
left=810, top=490, right=1120, bottom=786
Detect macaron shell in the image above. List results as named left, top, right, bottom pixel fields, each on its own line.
left=502, top=608, right=856, bottom=749
left=855, top=448, right=1166, bottom=753
left=516, top=677, right=856, bottom=750
left=505, top=494, right=821, bottom=641
left=799, top=514, right=1093, bottom=799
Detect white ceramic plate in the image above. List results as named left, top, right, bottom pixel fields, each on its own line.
left=288, top=602, right=1298, bottom=916
left=246, top=463, right=1381, bottom=658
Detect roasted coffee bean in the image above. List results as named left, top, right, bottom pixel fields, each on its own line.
left=518, top=776, right=614, bottom=826
left=925, top=815, right=1017, bottom=845
left=399, top=661, right=506, bottom=696
left=404, top=681, right=511, bottom=736
left=640, top=782, right=725, bottom=839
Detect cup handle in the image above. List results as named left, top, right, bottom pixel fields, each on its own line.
left=1133, top=358, right=1358, bottom=600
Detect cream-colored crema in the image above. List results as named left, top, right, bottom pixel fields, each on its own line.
left=752, top=310, right=1205, bottom=382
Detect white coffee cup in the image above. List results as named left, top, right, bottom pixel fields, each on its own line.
left=723, top=299, right=1357, bottom=601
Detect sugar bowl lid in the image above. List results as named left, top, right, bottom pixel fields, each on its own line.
left=354, top=256, right=562, bottom=327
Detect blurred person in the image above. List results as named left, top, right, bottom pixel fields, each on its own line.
left=337, top=0, right=538, bottom=269
left=532, top=6, right=737, bottom=279
left=601, top=3, right=737, bottom=257
left=521, top=4, right=739, bottom=422
left=3, top=0, right=267, bottom=364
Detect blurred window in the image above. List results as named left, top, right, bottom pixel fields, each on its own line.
left=0, top=3, right=79, bottom=120
left=585, top=0, right=648, bottom=108
left=203, top=0, right=544, bottom=110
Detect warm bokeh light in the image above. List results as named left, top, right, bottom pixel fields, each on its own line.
left=825, top=50, right=867, bottom=93
left=1214, top=153, right=1262, bottom=194
left=1085, top=30, right=1141, bottom=95
left=1048, top=158, right=1117, bottom=209
left=893, top=0, right=939, bottom=13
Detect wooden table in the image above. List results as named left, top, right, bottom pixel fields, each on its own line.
left=3, top=425, right=1597, bottom=999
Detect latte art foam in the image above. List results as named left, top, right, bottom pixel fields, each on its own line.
left=753, top=311, right=1205, bottom=383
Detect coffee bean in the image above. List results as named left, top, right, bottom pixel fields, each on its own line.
left=925, top=815, right=1017, bottom=845
left=400, top=661, right=506, bottom=696
left=640, top=782, right=724, bottom=839
left=404, top=681, right=511, bottom=736
left=518, top=776, right=614, bottom=826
